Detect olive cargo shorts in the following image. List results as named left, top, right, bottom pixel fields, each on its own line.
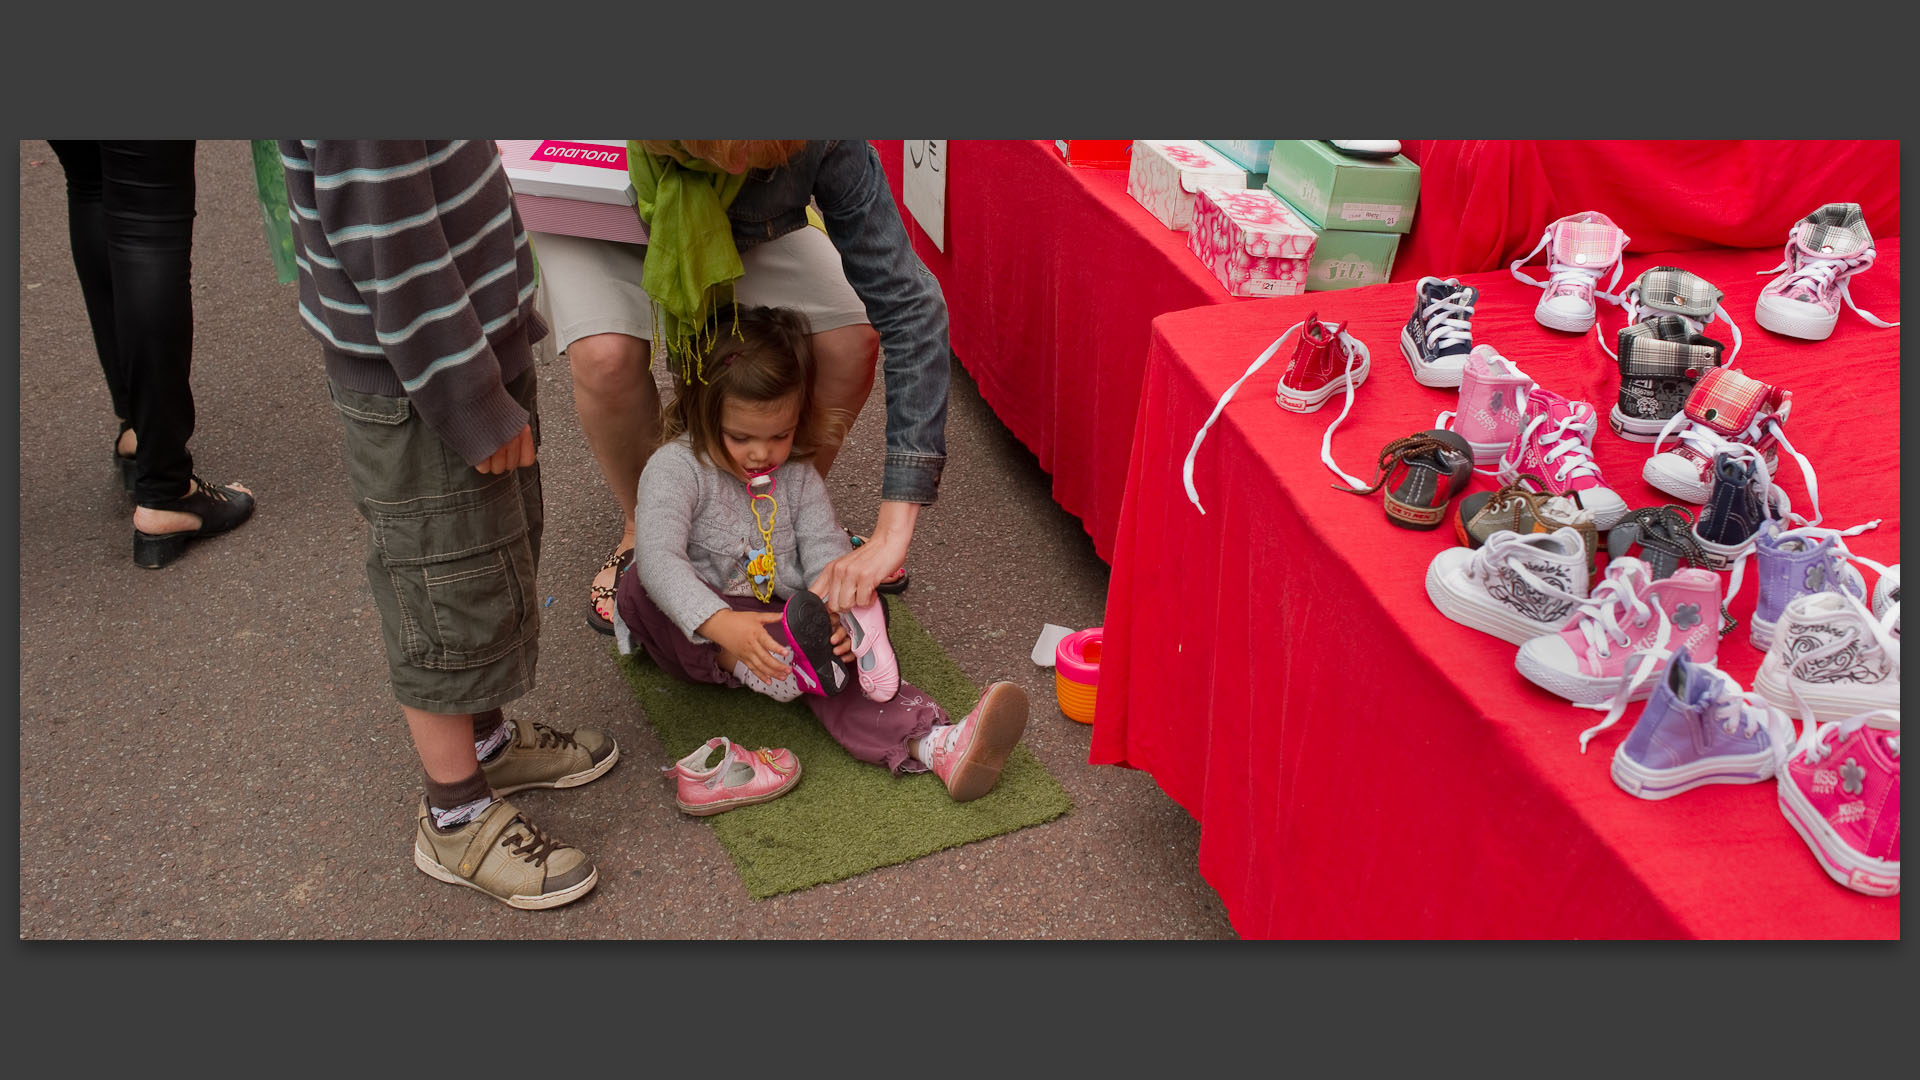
left=329, top=368, right=543, bottom=714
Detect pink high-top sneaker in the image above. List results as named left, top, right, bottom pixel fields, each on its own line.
left=1515, top=556, right=1722, bottom=709
left=1510, top=211, right=1631, bottom=333
left=1778, top=709, right=1901, bottom=896
left=1497, top=386, right=1629, bottom=529
left=1755, top=203, right=1901, bottom=341
left=1438, top=344, right=1532, bottom=466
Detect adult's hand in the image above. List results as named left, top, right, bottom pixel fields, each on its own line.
left=697, top=608, right=792, bottom=685
left=813, top=500, right=920, bottom=612
left=476, top=423, right=536, bottom=475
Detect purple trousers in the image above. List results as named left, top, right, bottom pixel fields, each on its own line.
left=615, top=567, right=944, bottom=775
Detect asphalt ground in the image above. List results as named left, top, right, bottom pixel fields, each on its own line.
left=15, top=139, right=1236, bottom=940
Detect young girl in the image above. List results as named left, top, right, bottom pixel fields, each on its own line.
left=613, top=305, right=1029, bottom=802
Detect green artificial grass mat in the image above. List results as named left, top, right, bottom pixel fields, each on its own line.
left=614, top=595, right=1073, bottom=899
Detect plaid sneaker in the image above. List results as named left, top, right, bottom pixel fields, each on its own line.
left=1399, top=276, right=1477, bottom=388
left=1510, top=211, right=1630, bottom=333
left=1515, top=557, right=1722, bottom=708
left=1755, top=203, right=1901, bottom=341
left=1598, top=266, right=1743, bottom=365
left=1608, top=314, right=1728, bottom=443
left=1453, top=473, right=1599, bottom=581
left=1643, top=366, right=1810, bottom=508
left=1438, top=344, right=1532, bottom=465
left=480, top=716, right=620, bottom=797
left=1334, top=429, right=1476, bottom=530
left=413, top=798, right=598, bottom=910
left=1752, top=591, right=1900, bottom=726
left=1737, top=518, right=1883, bottom=652
left=1608, top=645, right=1794, bottom=798
left=1425, top=527, right=1591, bottom=644
left=1777, top=709, right=1901, bottom=897
left=1497, top=386, right=1629, bottom=529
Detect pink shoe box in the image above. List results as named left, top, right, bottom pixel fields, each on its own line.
left=498, top=140, right=648, bottom=245
left=1187, top=186, right=1316, bottom=297
left=1126, top=141, right=1254, bottom=231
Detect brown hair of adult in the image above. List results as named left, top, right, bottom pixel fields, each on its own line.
left=659, top=305, right=850, bottom=480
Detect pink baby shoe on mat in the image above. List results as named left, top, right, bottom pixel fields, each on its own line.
left=1777, top=709, right=1900, bottom=897
left=925, top=681, right=1030, bottom=803
left=663, top=737, right=802, bottom=816
left=842, top=595, right=900, bottom=703
left=1510, top=211, right=1630, bottom=333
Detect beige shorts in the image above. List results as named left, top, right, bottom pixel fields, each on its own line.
left=531, top=224, right=872, bottom=354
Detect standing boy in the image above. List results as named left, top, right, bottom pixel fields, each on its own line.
left=283, top=140, right=617, bottom=909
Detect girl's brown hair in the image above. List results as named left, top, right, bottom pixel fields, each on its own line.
left=659, top=305, right=850, bottom=480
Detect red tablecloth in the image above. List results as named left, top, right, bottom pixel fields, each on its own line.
left=875, top=140, right=1230, bottom=561
left=1392, top=141, right=1902, bottom=283
left=1089, top=242, right=1901, bottom=938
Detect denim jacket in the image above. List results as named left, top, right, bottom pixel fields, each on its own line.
left=725, top=140, right=950, bottom=505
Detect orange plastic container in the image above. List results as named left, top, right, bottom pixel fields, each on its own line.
left=1054, top=627, right=1103, bottom=724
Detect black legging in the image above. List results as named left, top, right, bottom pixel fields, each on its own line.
left=48, top=140, right=199, bottom=504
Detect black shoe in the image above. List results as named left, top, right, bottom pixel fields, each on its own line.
left=133, top=476, right=256, bottom=569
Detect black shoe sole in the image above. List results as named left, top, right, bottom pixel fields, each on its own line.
left=782, top=590, right=855, bottom=697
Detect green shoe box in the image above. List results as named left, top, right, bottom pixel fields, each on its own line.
left=1303, top=225, right=1400, bottom=291
left=1202, top=140, right=1273, bottom=187
left=1263, top=140, right=1420, bottom=234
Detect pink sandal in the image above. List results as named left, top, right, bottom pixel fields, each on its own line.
left=662, top=738, right=802, bottom=816
left=842, top=596, right=900, bottom=702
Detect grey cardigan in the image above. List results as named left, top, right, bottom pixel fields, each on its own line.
left=635, top=437, right=854, bottom=643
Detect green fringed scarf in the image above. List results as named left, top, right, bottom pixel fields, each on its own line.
left=628, top=142, right=750, bottom=381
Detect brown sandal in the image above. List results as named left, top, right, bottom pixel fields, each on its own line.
left=586, top=545, right=634, bottom=635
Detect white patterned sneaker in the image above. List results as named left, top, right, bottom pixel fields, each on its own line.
left=1437, top=344, right=1532, bottom=466
left=1753, top=590, right=1901, bottom=726
left=1424, top=527, right=1590, bottom=644
left=1496, top=386, right=1628, bottom=529
left=1400, top=276, right=1477, bottom=388
left=1515, top=557, right=1722, bottom=707
left=1510, top=211, right=1630, bottom=333
left=1754, top=203, right=1901, bottom=341
left=1874, top=565, right=1900, bottom=639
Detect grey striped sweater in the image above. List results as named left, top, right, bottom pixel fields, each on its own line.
left=280, top=140, right=546, bottom=464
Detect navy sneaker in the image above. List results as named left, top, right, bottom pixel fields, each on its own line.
left=1399, top=276, right=1477, bottom=388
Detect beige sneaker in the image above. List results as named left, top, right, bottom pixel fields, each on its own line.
left=413, top=798, right=598, bottom=910
left=480, top=716, right=619, bottom=796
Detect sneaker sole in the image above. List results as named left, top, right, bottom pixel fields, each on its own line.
left=945, top=683, right=1029, bottom=803
left=1276, top=359, right=1370, bottom=413
left=413, top=846, right=600, bottom=910
left=1749, top=613, right=1777, bottom=653
left=1423, top=560, right=1573, bottom=645
left=1513, top=646, right=1656, bottom=706
left=1534, top=298, right=1596, bottom=334
left=488, top=741, right=623, bottom=797
left=1778, top=773, right=1900, bottom=896
left=783, top=590, right=855, bottom=697
left=1755, top=296, right=1839, bottom=342
left=1691, top=530, right=1753, bottom=572
left=676, top=759, right=803, bottom=817
left=1642, top=456, right=1713, bottom=504
left=1610, top=745, right=1776, bottom=800
left=1607, top=405, right=1671, bottom=443
left=1751, top=656, right=1900, bottom=726
left=1400, top=327, right=1465, bottom=388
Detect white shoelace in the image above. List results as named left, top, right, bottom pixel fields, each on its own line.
left=1512, top=406, right=1602, bottom=486
left=1418, top=285, right=1475, bottom=355
left=1791, top=708, right=1901, bottom=767
left=1463, top=530, right=1590, bottom=605
left=1649, top=407, right=1824, bottom=526
left=1571, top=561, right=1676, bottom=750
left=1183, top=320, right=1370, bottom=511
left=1723, top=518, right=1885, bottom=616
left=1510, top=225, right=1627, bottom=306
left=1758, top=241, right=1900, bottom=329
left=1595, top=285, right=1744, bottom=363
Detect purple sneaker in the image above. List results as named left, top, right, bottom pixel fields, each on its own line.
left=1609, top=646, right=1794, bottom=799
left=1733, top=518, right=1884, bottom=652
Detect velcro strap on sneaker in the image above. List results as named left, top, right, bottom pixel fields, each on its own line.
left=1682, top=366, right=1778, bottom=436
left=1796, top=204, right=1873, bottom=258
left=1552, top=219, right=1626, bottom=267
left=456, top=804, right=522, bottom=880
left=1618, top=317, right=1724, bottom=377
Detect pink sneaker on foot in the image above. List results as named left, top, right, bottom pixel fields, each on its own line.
left=925, top=681, right=1030, bottom=803
left=842, top=595, right=900, bottom=703
left=662, top=738, right=802, bottom=816
left=1777, top=709, right=1901, bottom=896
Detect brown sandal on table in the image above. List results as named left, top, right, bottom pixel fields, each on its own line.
left=846, top=531, right=909, bottom=594
left=586, top=545, right=634, bottom=635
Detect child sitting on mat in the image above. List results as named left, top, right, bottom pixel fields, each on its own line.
left=614, top=304, right=1030, bottom=802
